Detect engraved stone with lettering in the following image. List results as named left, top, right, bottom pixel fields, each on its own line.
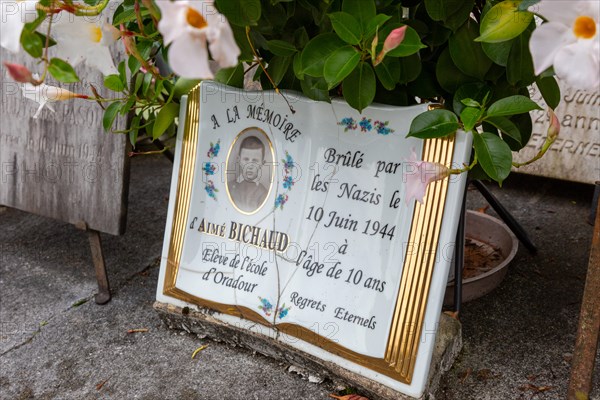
left=0, top=49, right=128, bottom=235
left=513, top=82, right=600, bottom=184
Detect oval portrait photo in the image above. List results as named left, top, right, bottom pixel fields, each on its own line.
left=225, top=128, right=274, bottom=214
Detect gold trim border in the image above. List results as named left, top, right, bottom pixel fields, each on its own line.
left=163, top=85, right=456, bottom=385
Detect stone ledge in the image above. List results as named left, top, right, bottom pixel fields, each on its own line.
left=154, top=301, right=462, bottom=400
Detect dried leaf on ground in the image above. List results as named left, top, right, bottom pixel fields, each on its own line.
left=459, top=367, right=473, bottom=384
left=127, top=328, right=149, bottom=334
left=518, top=383, right=554, bottom=393
left=191, top=344, right=209, bottom=359
left=329, top=394, right=370, bottom=400
left=95, top=378, right=110, bottom=391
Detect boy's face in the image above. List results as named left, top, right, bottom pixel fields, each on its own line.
left=238, top=147, right=264, bottom=181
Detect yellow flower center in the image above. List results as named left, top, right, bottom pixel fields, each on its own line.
left=90, top=26, right=103, bottom=43
left=573, top=15, right=596, bottom=39
left=186, top=7, right=208, bottom=29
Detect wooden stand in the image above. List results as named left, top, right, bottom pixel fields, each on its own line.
left=567, top=189, right=600, bottom=399
left=75, top=221, right=111, bottom=305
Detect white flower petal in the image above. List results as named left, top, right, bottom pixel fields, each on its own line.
left=554, top=41, right=600, bottom=90
left=0, top=0, right=39, bottom=53
left=168, top=32, right=213, bottom=79
left=533, top=1, right=581, bottom=26
left=156, top=0, right=187, bottom=44
left=529, top=22, right=573, bottom=75
left=85, top=45, right=118, bottom=75
left=208, top=21, right=240, bottom=68
left=187, top=0, right=215, bottom=19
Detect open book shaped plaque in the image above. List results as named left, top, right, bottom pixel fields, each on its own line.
left=156, top=81, right=471, bottom=397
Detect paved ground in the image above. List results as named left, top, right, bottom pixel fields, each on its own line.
left=1, top=154, right=598, bottom=400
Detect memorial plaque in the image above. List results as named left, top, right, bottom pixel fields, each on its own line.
left=156, top=82, right=471, bottom=397
left=513, top=82, right=600, bottom=184
left=0, top=49, right=129, bottom=235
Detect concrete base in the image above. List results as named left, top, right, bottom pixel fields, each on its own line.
left=154, top=302, right=462, bottom=400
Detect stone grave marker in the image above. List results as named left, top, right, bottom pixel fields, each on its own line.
left=0, top=48, right=129, bottom=303
left=513, top=82, right=600, bottom=184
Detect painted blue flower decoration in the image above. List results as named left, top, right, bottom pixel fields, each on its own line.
left=277, top=304, right=290, bottom=319
left=207, top=140, right=221, bottom=159
left=359, top=117, right=372, bottom=132
left=374, top=120, right=394, bottom=135
left=205, top=180, right=218, bottom=200
left=258, top=297, right=274, bottom=316
left=274, top=194, right=289, bottom=210
left=338, top=117, right=357, bottom=132
left=282, top=151, right=294, bottom=174
left=338, top=117, right=395, bottom=135
left=283, top=175, right=294, bottom=190
left=203, top=162, right=216, bottom=176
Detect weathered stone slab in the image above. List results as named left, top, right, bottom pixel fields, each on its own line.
left=0, top=48, right=129, bottom=235
left=513, top=82, right=600, bottom=184
left=154, top=301, right=462, bottom=400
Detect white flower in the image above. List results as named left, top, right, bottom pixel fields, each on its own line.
left=48, top=9, right=120, bottom=76
left=156, top=0, right=240, bottom=79
left=21, top=75, right=88, bottom=118
left=0, top=0, right=40, bottom=53
left=529, top=0, right=600, bottom=90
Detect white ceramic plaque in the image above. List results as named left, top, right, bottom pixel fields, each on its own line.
left=513, top=82, right=600, bottom=184
left=157, top=82, right=471, bottom=397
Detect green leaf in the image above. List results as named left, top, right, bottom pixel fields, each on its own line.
left=482, top=40, right=514, bottom=66
left=407, top=109, right=460, bottom=139
left=301, top=33, right=345, bottom=77
left=381, top=24, right=426, bottom=57
left=449, top=21, right=492, bottom=80
left=476, top=1, right=533, bottom=43
left=323, top=46, right=360, bottom=89
left=20, top=29, right=43, bottom=58
left=293, top=53, right=304, bottom=80
left=487, top=95, right=541, bottom=117
left=266, top=40, right=297, bottom=56
left=342, top=62, right=376, bottom=113
left=118, top=61, right=127, bottom=85
left=103, top=102, right=121, bottom=131
left=142, top=73, right=153, bottom=96
left=506, top=28, right=535, bottom=86
left=104, top=75, right=126, bottom=92
left=374, top=57, right=400, bottom=90
left=129, top=114, right=141, bottom=146
left=460, top=107, right=484, bottom=131
left=173, top=78, right=201, bottom=98
left=267, top=56, right=292, bottom=86
left=328, top=12, right=362, bottom=45
left=425, top=0, right=467, bottom=22
left=215, top=0, right=261, bottom=26
left=398, top=53, right=422, bottom=84
left=300, top=76, right=330, bottom=102
left=134, top=73, right=144, bottom=94
left=453, top=82, right=491, bottom=115
left=214, top=64, right=244, bottom=87
left=485, top=116, right=522, bottom=145
left=153, top=103, right=180, bottom=140
left=436, top=47, right=477, bottom=93
left=342, top=0, right=375, bottom=30
left=48, top=58, right=80, bottom=83
left=472, top=132, right=513, bottom=183
left=536, top=76, right=561, bottom=109
left=365, top=14, right=392, bottom=39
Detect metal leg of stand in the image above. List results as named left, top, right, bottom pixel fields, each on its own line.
left=453, top=182, right=468, bottom=314
left=472, top=180, right=537, bottom=254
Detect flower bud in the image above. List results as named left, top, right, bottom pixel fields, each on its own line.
left=3, top=62, right=34, bottom=84
left=547, top=109, right=560, bottom=141
left=382, top=26, right=407, bottom=53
